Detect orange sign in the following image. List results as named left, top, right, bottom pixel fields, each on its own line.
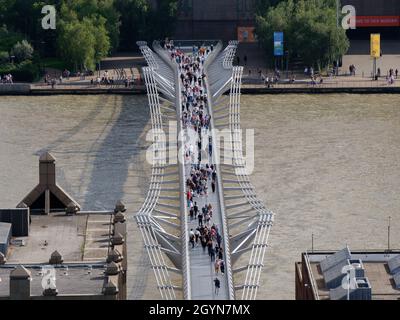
left=237, top=27, right=256, bottom=43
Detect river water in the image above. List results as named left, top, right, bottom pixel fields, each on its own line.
left=1, top=94, right=399, bottom=299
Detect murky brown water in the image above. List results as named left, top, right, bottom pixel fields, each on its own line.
left=1, top=94, right=400, bottom=299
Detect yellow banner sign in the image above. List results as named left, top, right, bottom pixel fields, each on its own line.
left=370, top=34, right=380, bottom=58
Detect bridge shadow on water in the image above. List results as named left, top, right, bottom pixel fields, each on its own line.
left=80, top=95, right=153, bottom=299
left=34, top=99, right=107, bottom=157
left=81, top=95, right=150, bottom=211
left=37, top=94, right=156, bottom=298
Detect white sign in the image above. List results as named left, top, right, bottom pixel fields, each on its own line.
left=41, top=5, right=56, bottom=30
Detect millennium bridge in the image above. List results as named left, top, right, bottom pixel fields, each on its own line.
left=135, top=40, right=274, bottom=300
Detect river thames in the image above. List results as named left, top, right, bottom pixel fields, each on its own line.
left=1, top=94, right=399, bottom=299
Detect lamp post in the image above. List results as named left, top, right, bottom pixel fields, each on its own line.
left=388, top=216, right=391, bottom=251
left=311, top=233, right=314, bottom=253
left=336, top=0, right=340, bottom=76
left=97, top=58, right=101, bottom=78
left=285, top=50, right=289, bottom=79
left=95, top=51, right=101, bottom=78
left=347, top=268, right=350, bottom=300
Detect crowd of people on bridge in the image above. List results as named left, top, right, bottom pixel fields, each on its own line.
left=165, top=39, right=225, bottom=295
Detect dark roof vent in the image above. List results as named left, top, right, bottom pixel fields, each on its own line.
left=49, top=250, right=63, bottom=264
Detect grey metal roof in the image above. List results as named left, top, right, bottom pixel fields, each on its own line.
left=393, top=272, right=400, bottom=289
left=0, top=222, right=11, bottom=244
left=330, top=285, right=354, bottom=300
left=320, top=247, right=351, bottom=273
left=323, top=259, right=349, bottom=289
left=388, top=254, right=400, bottom=274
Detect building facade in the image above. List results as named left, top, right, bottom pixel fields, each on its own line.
left=175, top=0, right=256, bottom=42
left=173, top=0, right=400, bottom=42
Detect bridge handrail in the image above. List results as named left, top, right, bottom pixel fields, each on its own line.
left=206, top=40, right=275, bottom=300
left=153, top=40, right=192, bottom=300
left=135, top=66, right=177, bottom=300
left=203, top=41, right=236, bottom=300
left=206, top=43, right=238, bottom=100
left=227, top=66, right=275, bottom=300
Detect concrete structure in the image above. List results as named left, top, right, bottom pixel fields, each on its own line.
left=0, top=222, right=12, bottom=255
left=0, top=84, right=30, bottom=94
left=295, top=248, right=400, bottom=300
left=0, top=203, right=128, bottom=300
left=0, top=263, right=124, bottom=300
left=18, top=152, right=80, bottom=214
left=0, top=208, right=30, bottom=237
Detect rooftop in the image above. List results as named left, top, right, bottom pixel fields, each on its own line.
left=0, top=222, right=11, bottom=244
left=0, top=263, right=107, bottom=297
left=6, top=211, right=113, bottom=264
left=303, top=250, right=400, bottom=300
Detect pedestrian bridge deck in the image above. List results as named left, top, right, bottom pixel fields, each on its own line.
left=135, top=40, right=274, bottom=300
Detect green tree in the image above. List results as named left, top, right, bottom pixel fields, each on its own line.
left=147, top=0, right=178, bottom=41
left=256, top=0, right=349, bottom=71
left=60, top=0, right=120, bottom=51
left=11, top=40, right=34, bottom=62
left=115, top=0, right=178, bottom=51
left=0, top=51, right=9, bottom=63
left=57, top=2, right=111, bottom=71
left=115, top=0, right=150, bottom=50
left=57, top=19, right=95, bottom=70
left=0, top=25, right=24, bottom=53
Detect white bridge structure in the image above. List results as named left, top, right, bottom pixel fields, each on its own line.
left=135, top=40, right=275, bottom=300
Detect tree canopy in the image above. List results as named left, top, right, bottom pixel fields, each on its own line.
left=256, top=0, right=349, bottom=70
left=0, top=0, right=179, bottom=70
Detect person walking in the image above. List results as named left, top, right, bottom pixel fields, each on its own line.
left=214, top=258, right=220, bottom=274
left=214, top=278, right=220, bottom=295
left=204, top=212, right=210, bottom=226
left=220, top=259, right=225, bottom=274
left=201, top=235, right=207, bottom=252
left=189, top=206, right=194, bottom=220
left=207, top=239, right=214, bottom=260
left=195, top=228, right=201, bottom=244
left=210, top=245, right=216, bottom=262
left=187, top=189, right=192, bottom=207
left=216, top=233, right=222, bottom=248
left=212, top=169, right=217, bottom=181
left=218, top=246, right=223, bottom=260
left=198, top=212, right=203, bottom=227
left=189, top=229, right=195, bottom=249
left=211, top=180, right=216, bottom=193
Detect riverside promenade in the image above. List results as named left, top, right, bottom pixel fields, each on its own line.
left=2, top=77, right=400, bottom=95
